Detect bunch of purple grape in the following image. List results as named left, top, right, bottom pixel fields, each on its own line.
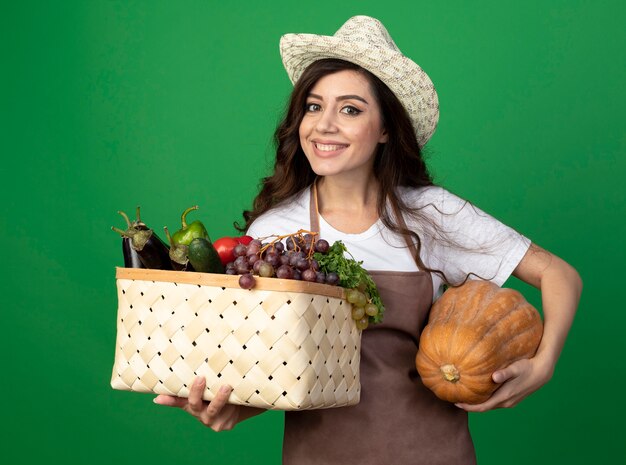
left=224, top=231, right=339, bottom=290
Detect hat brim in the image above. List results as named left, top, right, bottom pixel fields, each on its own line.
left=280, top=33, right=439, bottom=147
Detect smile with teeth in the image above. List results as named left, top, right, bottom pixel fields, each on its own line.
left=314, top=142, right=348, bottom=152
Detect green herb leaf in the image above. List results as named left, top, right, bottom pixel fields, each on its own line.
left=314, top=241, right=385, bottom=324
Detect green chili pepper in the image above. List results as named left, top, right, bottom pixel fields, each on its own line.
left=171, top=205, right=209, bottom=246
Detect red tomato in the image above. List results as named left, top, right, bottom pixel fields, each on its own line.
left=213, top=237, right=239, bottom=265
left=237, top=235, right=254, bottom=245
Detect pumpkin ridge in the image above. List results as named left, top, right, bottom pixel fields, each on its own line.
left=446, top=285, right=498, bottom=352
left=457, top=378, right=492, bottom=396
left=446, top=307, right=460, bottom=365
left=440, top=282, right=495, bottom=363
left=415, top=341, right=439, bottom=371
left=464, top=354, right=535, bottom=391
left=457, top=318, right=542, bottom=375
left=419, top=293, right=457, bottom=366
left=432, top=293, right=457, bottom=326
left=417, top=329, right=448, bottom=372
left=455, top=382, right=488, bottom=404
left=452, top=299, right=525, bottom=367
left=420, top=371, right=444, bottom=383
left=464, top=282, right=499, bottom=325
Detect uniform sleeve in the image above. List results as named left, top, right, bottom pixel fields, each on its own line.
left=246, top=213, right=290, bottom=239
left=245, top=190, right=311, bottom=239
left=245, top=221, right=264, bottom=239
left=415, top=187, right=531, bottom=286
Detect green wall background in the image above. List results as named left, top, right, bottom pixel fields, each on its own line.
left=3, top=1, right=624, bottom=463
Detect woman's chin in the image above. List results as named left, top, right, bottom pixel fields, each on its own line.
left=309, top=164, right=342, bottom=177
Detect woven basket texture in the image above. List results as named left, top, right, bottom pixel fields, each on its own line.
left=111, top=268, right=361, bottom=410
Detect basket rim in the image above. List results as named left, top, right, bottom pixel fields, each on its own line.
left=115, top=267, right=346, bottom=299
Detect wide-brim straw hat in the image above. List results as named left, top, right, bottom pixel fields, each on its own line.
left=280, top=15, right=439, bottom=148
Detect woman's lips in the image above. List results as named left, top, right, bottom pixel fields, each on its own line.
left=315, top=142, right=347, bottom=151
left=312, top=141, right=349, bottom=156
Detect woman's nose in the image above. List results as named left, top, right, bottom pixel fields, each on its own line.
left=315, top=109, right=338, bottom=133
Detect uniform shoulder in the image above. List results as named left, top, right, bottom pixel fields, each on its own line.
left=397, top=185, right=462, bottom=211
left=246, top=188, right=310, bottom=237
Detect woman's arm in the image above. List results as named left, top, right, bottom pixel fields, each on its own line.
left=154, top=377, right=266, bottom=431
left=456, top=243, right=582, bottom=412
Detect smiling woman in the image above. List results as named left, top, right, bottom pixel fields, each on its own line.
left=152, top=15, right=582, bottom=465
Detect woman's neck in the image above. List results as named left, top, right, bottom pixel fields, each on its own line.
left=315, top=175, right=380, bottom=233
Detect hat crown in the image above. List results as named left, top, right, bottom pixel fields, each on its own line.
left=334, top=16, right=399, bottom=52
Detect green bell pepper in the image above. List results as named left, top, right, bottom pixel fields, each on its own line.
left=171, top=205, right=210, bottom=246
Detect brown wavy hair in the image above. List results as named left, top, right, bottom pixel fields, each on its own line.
left=237, top=58, right=467, bottom=284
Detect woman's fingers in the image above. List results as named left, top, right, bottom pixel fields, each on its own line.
left=153, top=378, right=235, bottom=429
left=187, top=376, right=207, bottom=412
left=205, top=385, right=233, bottom=420
left=153, top=381, right=242, bottom=431
left=153, top=394, right=188, bottom=408
left=456, top=386, right=514, bottom=412
left=492, top=359, right=525, bottom=383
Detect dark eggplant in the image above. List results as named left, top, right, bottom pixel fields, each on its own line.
left=117, top=209, right=146, bottom=269
left=112, top=208, right=172, bottom=270
left=122, top=237, right=145, bottom=268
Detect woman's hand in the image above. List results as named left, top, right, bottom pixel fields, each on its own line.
left=455, top=356, right=553, bottom=412
left=153, top=376, right=264, bottom=431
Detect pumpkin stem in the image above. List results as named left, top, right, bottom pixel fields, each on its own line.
left=440, top=364, right=460, bottom=383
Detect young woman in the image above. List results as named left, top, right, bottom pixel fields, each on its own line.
left=154, top=16, right=582, bottom=464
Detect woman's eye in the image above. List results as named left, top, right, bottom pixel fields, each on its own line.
left=341, top=105, right=362, bottom=116
left=305, top=103, right=321, bottom=112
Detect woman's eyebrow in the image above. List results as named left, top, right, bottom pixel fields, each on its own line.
left=308, top=92, right=369, bottom=105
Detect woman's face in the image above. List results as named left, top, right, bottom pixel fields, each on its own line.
left=299, top=69, right=388, bottom=179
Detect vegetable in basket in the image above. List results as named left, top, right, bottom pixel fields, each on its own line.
left=122, top=236, right=145, bottom=269
left=164, top=226, right=192, bottom=271
left=164, top=205, right=223, bottom=273
left=214, top=235, right=254, bottom=265
left=171, top=206, right=210, bottom=246
left=117, top=208, right=146, bottom=269
left=188, top=237, right=224, bottom=273
left=112, top=207, right=172, bottom=270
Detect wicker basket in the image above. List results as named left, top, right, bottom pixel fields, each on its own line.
left=111, top=267, right=361, bottom=410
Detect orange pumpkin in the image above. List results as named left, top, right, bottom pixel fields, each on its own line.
left=415, top=280, right=543, bottom=404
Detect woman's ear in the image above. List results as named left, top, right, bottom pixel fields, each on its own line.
left=379, top=128, right=389, bottom=144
